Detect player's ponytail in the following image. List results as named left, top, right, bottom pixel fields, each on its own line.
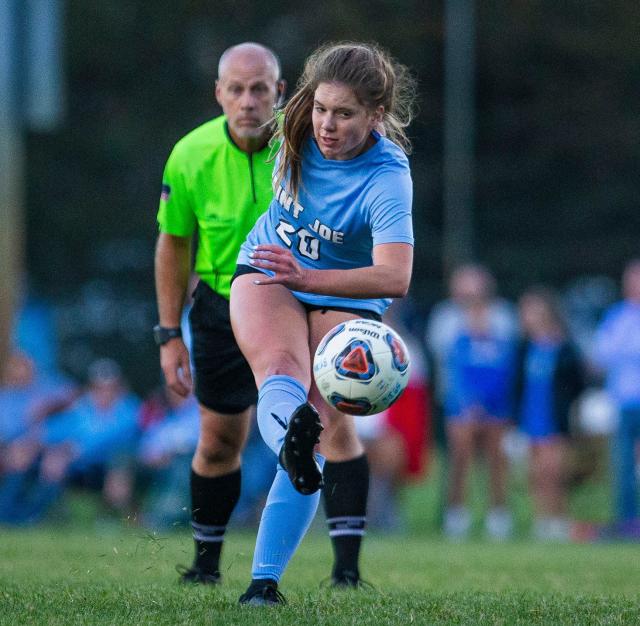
left=274, top=42, right=417, bottom=200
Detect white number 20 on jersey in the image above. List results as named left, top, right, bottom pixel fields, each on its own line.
left=275, top=219, right=320, bottom=261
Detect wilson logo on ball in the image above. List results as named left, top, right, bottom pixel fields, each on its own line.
left=335, top=340, right=376, bottom=381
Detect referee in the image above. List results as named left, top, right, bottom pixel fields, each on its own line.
left=154, top=43, right=371, bottom=586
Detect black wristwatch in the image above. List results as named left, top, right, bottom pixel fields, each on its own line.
left=153, top=325, right=182, bottom=346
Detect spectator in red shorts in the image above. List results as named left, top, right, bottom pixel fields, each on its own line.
left=356, top=307, right=431, bottom=530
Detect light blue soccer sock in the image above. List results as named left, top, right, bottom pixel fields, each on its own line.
left=251, top=456, right=326, bottom=582
left=257, top=374, right=308, bottom=456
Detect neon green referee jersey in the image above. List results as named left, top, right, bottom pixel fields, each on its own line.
left=157, top=115, right=276, bottom=299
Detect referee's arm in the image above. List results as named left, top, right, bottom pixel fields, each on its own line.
left=155, top=232, right=191, bottom=326
left=155, top=232, right=193, bottom=396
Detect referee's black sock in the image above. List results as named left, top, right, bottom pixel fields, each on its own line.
left=322, top=455, right=369, bottom=580
left=190, top=468, right=241, bottom=575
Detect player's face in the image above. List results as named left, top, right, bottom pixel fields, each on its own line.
left=519, top=295, right=547, bottom=334
left=216, top=54, right=282, bottom=149
left=451, top=269, right=491, bottom=307
left=312, top=82, right=382, bottom=161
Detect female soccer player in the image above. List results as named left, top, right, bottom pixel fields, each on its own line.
left=229, top=42, right=416, bottom=605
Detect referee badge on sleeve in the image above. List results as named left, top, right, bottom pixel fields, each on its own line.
left=160, top=183, right=171, bottom=201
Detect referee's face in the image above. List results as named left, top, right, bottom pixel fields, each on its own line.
left=216, top=51, right=281, bottom=152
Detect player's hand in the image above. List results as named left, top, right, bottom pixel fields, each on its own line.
left=249, top=244, right=308, bottom=290
left=160, top=338, right=192, bottom=397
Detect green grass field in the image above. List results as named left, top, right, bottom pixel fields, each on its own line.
left=0, top=447, right=634, bottom=624
left=1, top=526, right=639, bottom=625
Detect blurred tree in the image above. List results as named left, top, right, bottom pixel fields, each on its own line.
left=475, top=1, right=640, bottom=293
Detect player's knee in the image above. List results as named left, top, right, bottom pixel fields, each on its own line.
left=321, top=419, right=363, bottom=458
left=195, top=433, right=242, bottom=468
left=261, top=350, right=308, bottom=381
left=40, top=451, right=69, bottom=482
left=5, top=442, right=38, bottom=471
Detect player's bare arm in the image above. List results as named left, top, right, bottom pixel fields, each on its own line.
left=154, top=232, right=193, bottom=396
left=248, top=242, right=413, bottom=298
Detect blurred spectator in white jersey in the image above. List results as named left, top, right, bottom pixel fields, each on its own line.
left=426, top=264, right=518, bottom=408
left=425, top=264, right=518, bottom=540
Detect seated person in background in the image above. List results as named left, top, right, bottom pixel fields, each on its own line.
left=0, top=351, right=77, bottom=455
left=137, top=389, right=200, bottom=530
left=514, top=287, right=586, bottom=541
left=440, top=266, right=518, bottom=540
left=0, top=358, right=140, bottom=525
left=137, top=389, right=275, bottom=530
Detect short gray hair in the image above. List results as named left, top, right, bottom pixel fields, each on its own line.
left=218, top=42, right=281, bottom=80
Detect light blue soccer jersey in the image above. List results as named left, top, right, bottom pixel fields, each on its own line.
left=237, top=132, right=413, bottom=315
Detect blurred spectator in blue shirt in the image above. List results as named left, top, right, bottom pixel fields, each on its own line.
left=514, top=287, right=586, bottom=541
left=0, top=351, right=76, bottom=450
left=592, top=259, right=640, bottom=524
left=0, top=358, right=140, bottom=525
left=42, top=359, right=140, bottom=469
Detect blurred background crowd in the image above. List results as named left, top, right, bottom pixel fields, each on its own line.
left=2, top=258, right=639, bottom=543
left=1, top=2, right=638, bottom=541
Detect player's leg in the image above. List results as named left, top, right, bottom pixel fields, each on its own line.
left=182, top=281, right=255, bottom=583
left=18, top=444, right=74, bottom=524
left=308, top=308, right=370, bottom=587
left=231, top=274, right=322, bottom=604
left=530, top=438, right=570, bottom=540
left=444, top=418, right=475, bottom=538
left=183, top=405, right=251, bottom=583
left=612, top=407, right=640, bottom=522
left=0, top=439, right=41, bottom=523
left=482, top=420, right=512, bottom=540
left=231, top=275, right=314, bottom=456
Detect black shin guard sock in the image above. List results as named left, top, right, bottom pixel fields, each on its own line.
left=322, top=454, right=369, bottom=579
left=190, top=468, right=241, bottom=574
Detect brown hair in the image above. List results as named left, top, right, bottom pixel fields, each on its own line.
left=274, top=42, right=416, bottom=199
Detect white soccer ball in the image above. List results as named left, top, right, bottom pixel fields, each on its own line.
left=313, top=319, right=411, bottom=416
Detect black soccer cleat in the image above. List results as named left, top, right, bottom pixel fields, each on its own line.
left=331, top=569, right=360, bottom=588
left=239, top=579, right=286, bottom=606
left=279, top=402, right=324, bottom=495
left=330, top=570, right=376, bottom=590
left=176, top=564, right=221, bottom=585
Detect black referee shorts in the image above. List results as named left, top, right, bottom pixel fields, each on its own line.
left=189, top=281, right=257, bottom=414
